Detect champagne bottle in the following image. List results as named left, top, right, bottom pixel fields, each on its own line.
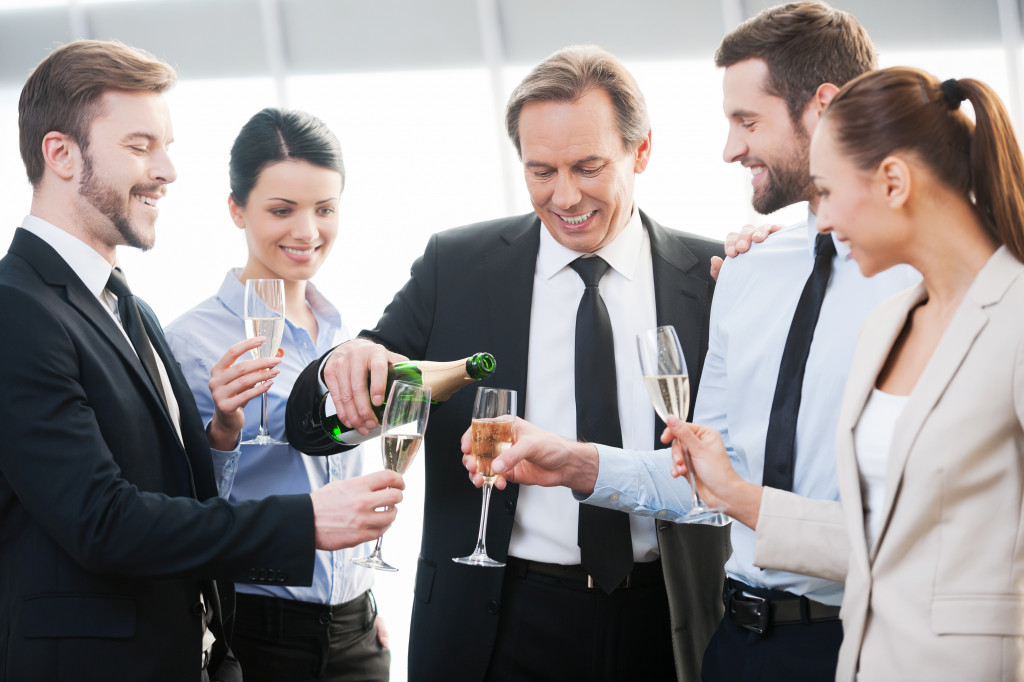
left=318, top=352, right=497, bottom=446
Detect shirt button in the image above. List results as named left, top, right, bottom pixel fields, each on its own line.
left=505, top=500, right=516, bottom=515
left=657, top=510, right=667, bottom=516
left=487, top=601, right=500, bottom=615
left=609, top=494, right=619, bottom=501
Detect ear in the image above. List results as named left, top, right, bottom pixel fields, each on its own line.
left=633, top=129, right=652, bottom=174
left=228, top=195, right=246, bottom=229
left=801, top=83, right=841, bottom=133
left=41, top=131, right=77, bottom=181
left=877, top=155, right=911, bottom=209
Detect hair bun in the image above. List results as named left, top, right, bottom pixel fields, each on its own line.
left=941, top=78, right=966, bottom=110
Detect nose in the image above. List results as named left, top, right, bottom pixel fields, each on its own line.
left=551, top=172, right=582, bottom=210
left=816, top=205, right=833, bottom=234
left=722, top=126, right=747, bottom=164
left=291, top=210, right=319, bottom=241
left=151, top=149, right=176, bottom=185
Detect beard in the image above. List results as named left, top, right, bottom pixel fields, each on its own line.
left=79, top=152, right=157, bottom=251
left=751, top=122, right=815, bottom=215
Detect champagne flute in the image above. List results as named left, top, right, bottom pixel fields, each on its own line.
left=637, top=326, right=730, bottom=526
left=353, top=380, right=431, bottom=571
left=242, top=278, right=287, bottom=446
left=454, top=387, right=516, bottom=567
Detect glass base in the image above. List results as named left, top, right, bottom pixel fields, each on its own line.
left=681, top=507, right=732, bottom=527
left=241, top=435, right=287, bottom=446
left=352, top=555, right=398, bottom=572
left=453, top=553, right=505, bottom=567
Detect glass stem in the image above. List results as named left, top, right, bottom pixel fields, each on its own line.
left=474, top=481, right=494, bottom=554
left=683, top=450, right=705, bottom=510
left=258, top=391, right=269, bottom=437
left=368, top=536, right=384, bottom=559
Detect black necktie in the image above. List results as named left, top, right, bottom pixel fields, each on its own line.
left=106, top=267, right=170, bottom=413
left=570, top=256, right=633, bottom=593
left=762, top=233, right=836, bottom=491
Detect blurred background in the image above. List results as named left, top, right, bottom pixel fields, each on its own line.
left=0, top=0, right=1020, bottom=678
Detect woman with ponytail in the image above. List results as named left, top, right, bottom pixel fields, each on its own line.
left=667, top=67, right=1024, bottom=680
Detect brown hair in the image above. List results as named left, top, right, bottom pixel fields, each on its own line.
left=19, top=40, right=177, bottom=186
left=823, top=66, right=1024, bottom=261
left=715, top=2, right=876, bottom=124
left=505, top=44, right=649, bottom=158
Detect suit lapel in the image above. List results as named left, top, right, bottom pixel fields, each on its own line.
left=10, top=231, right=170, bottom=418
left=646, top=211, right=708, bottom=447
left=483, top=214, right=540, bottom=411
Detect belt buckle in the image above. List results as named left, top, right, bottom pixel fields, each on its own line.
left=732, top=591, right=769, bottom=635
left=586, top=573, right=631, bottom=590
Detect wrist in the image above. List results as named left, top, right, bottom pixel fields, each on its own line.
left=207, top=418, right=240, bottom=451
left=566, top=442, right=599, bottom=496
left=716, top=478, right=763, bottom=529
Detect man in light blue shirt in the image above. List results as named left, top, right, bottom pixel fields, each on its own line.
left=471, top=3, right=920, bottom=680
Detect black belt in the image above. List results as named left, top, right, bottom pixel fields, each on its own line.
left=723, top=578, right=840, bottom=636
left=506, top=556, right=663, bottom=592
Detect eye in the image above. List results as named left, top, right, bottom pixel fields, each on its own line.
left=532, top=170, right=554, bottom=179
left=741, top=121, right=756, bottom=131
left=317, top=207, right=335, bottom=216
left=129, top=146, right=148, bottom=154
left=578, top=167, right=601, bottom=176
left=270, top=208, right=291, bottom=217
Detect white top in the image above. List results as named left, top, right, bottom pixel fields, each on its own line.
left=853, top=388, right=908, bottom=550
left=509, top=207, right=660, bottom=564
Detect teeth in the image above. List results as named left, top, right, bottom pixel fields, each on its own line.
left=751, top=167, right=765, bottom=177
left=282, top=246, right=316, bottom=256
left=559, top=211, right=595, bottom=226
left=133, top=194, right=157, bottom=206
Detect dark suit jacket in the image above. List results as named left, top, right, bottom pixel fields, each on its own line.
left=287, top=211, right=731, bottom=682
left=0, top=229, right=316, bottom=682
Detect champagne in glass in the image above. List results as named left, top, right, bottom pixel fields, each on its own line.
left=242, top=278, right=286, bottom=446
left=353, top=381, right=431, bottom=572
left=637, top=326, right=729, bottom=526
left=454, top=387, right=516, bottom=567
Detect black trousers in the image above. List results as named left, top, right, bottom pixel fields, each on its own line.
left=230, top=591, right=390, bottom=682
left=483, top=558, right=676, bottom=682
left=701, top=586, right=843, bottom=682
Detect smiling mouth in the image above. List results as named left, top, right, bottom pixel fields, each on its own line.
left=133, top=193, right=158, bottom=207
left=557, top=210, right=595, bottom=226
left=281, top=245, right=317, bottom=256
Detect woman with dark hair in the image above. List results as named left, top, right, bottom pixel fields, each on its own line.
left=165, top=108, right=389, bottom=681
left=668, top=67, right=1024, bottom=680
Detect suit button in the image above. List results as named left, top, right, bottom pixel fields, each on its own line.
left=319, top=612, right=331, bottom=625
left=249, top=568, right=258, bottom=580
left=258, top=568, right=268, bottom=581
left=277, top=571, right=288, bottom=583
left=505, top=500, right=515, bottom=515
left=487, top=601, right=500, bottom=615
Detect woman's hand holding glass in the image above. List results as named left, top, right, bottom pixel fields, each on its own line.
left=205, top=337, right=283, bottom=451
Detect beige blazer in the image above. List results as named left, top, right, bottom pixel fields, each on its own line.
left=755, top=246, right=1024, bottom=681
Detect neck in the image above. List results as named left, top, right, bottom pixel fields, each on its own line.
left=30, top=191, right=117, bottom=264
left=906, top=200, right=997, bottom=308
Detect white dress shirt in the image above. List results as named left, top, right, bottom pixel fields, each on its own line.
left=583, top=210, right=920, bottom=605
left=508, top=207, right=660, bottom=564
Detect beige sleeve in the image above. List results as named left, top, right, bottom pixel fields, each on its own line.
left=753, top=486, right=849, bottom=583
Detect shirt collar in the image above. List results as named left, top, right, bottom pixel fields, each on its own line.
left=537, top=205, right=644, bottom=280
left=218, top=268, right=342, bottom=331
left=21, top=214, right=119, bottom=299
left=806, top=208, right=851, bottom=260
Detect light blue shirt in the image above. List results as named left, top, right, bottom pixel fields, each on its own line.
left=165, top=269, right=372, bottom=605
left=584, top=213, right=920, bottom=606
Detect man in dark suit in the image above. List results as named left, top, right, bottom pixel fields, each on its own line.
left=287, top=45, right=730, bottom=681
left=0, top=40, right=403, bottom=682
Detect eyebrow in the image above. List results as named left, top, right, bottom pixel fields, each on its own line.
left=121, top=132, right=173, bottom=144
left=728, top=109, right=758, bottom=119
left=524, top=155, right=606, bottom=168
left=264, top=198, right=337, bottom=205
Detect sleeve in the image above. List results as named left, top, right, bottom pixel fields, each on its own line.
left=164, top=326, right=242, bottom=497
left=286, top=234, right=441, bottom=455
left=0, top=285, right=314, bottom=583
left=753, top=487, right=849, bottom=582
left=576, top=445, right=695, bottom=519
